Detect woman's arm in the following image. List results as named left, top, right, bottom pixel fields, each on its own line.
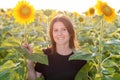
left=22, top=43, right=42, bottom=80
left=27, top=60, right=42, bottom=80
left=27, top=60, right=35, bottom=80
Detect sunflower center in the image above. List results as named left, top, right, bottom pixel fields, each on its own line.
left=89, top=8, right=95, bottom=15
left=20, top=5, right=31, bottom=18
left=103, top=5, right=112, bottom=16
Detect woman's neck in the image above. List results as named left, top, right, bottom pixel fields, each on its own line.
left=56, top=44, right=72, bottom=55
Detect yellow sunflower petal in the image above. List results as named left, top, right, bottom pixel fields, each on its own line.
left=95, top=0, right=106, bottom=15
left=102, top=5, right=116, bottom=22
left=13, top=0, right=35, bottom=25
left=95, top=0, right=116, bottom=22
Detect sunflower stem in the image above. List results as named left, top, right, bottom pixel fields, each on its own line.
left=24, top=25, right=28, bottom=43
left=97, top=16, right=104, bottom=80
left=23, top=24, right=29, bottom=79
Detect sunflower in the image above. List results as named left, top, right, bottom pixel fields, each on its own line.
left=85, top=7, right=95, bottom=17
left=79, top=16, right=84, bottom=23
left=95, top=0, right=116, bottom=22
left=13, top=0, right=35, bottom=25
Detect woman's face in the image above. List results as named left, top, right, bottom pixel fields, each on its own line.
left=52, top=21, right=70, bottom=46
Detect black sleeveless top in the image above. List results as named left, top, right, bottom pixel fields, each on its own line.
left=35, top=48, right=87, bottom=80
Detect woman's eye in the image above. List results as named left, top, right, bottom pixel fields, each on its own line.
left=53, top=29, right=58, bottom=32
left=63, top=28, right=67, bottom=31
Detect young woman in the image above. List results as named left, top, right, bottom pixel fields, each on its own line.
left=24, top=15, right=87, bottom=80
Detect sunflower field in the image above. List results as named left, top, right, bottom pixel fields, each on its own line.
left=0, top=0, right=120, bottom=80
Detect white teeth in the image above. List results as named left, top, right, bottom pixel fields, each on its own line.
left=58, top=38, right=64, bottom=40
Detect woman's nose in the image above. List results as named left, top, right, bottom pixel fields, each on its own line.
left=58, top=30, right=62, bottom=35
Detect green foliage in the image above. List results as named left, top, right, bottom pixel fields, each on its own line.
left=69, top=50, right=99, bottom=61
left=14, top=46, right=48, bottom=65
left=70, top=14, right=120, bottom=80
left=0, top=8, right=120, bottom=80
left=75, top=63, right=93, bottom=80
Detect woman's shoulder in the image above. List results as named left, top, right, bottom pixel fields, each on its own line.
left=42, top=47, right=52, bottom=55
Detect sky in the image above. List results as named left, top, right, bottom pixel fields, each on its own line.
left=0, top=0, right=119, bottom=14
